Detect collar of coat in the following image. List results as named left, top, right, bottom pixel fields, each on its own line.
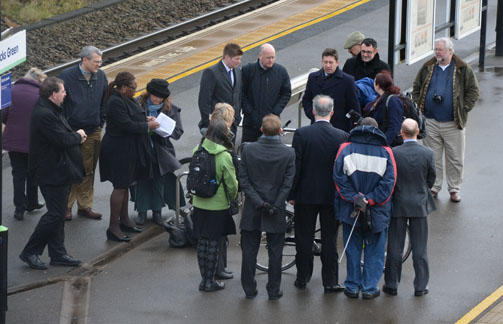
left=422, top=54, right=467, bottom=70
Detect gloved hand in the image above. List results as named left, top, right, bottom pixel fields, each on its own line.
left=351, top=196, right=367, bottom=218
left=260, top=202, right=275, bottom=216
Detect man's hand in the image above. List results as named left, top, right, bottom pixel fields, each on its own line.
left=260, top=202, right=275, bottom=216
left=147, top=119, right=160, bottom=130
left=76, top=129, right=87, bottom=143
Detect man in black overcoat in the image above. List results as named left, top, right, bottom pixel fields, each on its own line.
left=383, top=118, right=436, bottom=297
left=19, top=77, right=86, bottom=270
left=302, top=48, right=360, bottom=132
left=289, top=95, right=349, bottom=293
left=239, top=114, right=295, bottom=300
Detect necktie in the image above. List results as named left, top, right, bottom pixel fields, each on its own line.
left=229, top=69, right=234, bottom=87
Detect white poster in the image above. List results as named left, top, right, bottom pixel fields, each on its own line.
left=0, top=30, right=27, bottom=74
left=406, top=0, right=436, bottom=65
left=455, top=0, right=482, bottom=39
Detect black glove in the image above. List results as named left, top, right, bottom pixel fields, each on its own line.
left=350, top=196, right=367, bottom=219
left=260, top=202, right=275, bottom=216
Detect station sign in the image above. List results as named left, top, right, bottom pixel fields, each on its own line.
left=1, top=73, right=12, bottom=109
left=0, top=30, right=26, bottom=74
left=455, top=0, right=482, bottom=39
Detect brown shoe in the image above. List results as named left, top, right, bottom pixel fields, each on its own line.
left=66, top=208, right=72, bottom=221
left=78, top=208, right=102, bottom=219
left=450, top=192, right=461, bottom=202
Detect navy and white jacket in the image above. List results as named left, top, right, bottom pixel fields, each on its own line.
left=333, top=125, right=396, bottom=233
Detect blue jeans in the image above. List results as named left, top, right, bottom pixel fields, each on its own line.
left=342, top=223, right=387, bottom=294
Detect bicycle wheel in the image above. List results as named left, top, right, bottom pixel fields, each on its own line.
left=175, top=157, right=193, bottom=223
left=256, top=209, right=296, bottom=272
left=402, top=224, right=412, bottom=263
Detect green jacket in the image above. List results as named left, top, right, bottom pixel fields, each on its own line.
left=192, top=139, right=238, bottom=211
left=412, top=54, right=479, bottom=130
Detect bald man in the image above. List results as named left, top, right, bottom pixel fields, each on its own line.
left=241, top=43, right=292, bottom=143
left=383, top=119, right=436, bottom=297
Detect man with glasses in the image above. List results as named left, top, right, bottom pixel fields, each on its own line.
left=59, top=46, right=108, bottom=221
left=343, top=38, right=390, bottom=81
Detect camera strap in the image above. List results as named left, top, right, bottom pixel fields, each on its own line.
left=432, top=62, right=453, bottom=98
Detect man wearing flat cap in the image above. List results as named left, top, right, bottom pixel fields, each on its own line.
left=344, top=31, right=365, bottom=57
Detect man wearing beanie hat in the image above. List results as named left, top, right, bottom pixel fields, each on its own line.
left=147, top=79, right=171, bottom=99
left=344, top=31, right=365, bottom=57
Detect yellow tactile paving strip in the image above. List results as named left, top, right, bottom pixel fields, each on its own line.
left=455, top=286, right=503, bottom=324
left=102, top=0, right=368, bottom=92
left=475, top=299, right=503, bottom=324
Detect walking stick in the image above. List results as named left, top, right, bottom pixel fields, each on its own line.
left=338, top=209, right=360, bottom=264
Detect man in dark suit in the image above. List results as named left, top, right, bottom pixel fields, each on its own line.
left=19, top=77, right=86, bottom=270
left=383, top=118, right=436, bottom=297
left=198, top=43, right=243, bottom=137
left=302, top=48, right=360, bottom=132
left=289, top=95, right=349, bottom=293
left=239, top=114, right=295, bottom=300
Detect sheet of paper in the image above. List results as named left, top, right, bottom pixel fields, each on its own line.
left=154, top=112, right=176, bottom=137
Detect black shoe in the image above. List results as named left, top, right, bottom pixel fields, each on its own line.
left=344, top=289, right=359, bottom=299
left=119, top=224, right=143, bottom=233
left=204, top=281, right=225, bottom=292
left=26, top=202, right=45, bottom=212
left=269, top=290, right=283, bottom=300
left=223, top=269, right=233, bottom=275
left=152, top=210, right=164, bottom=226
left=294, top=279, right=307, bottom=289
left=14, top=210, right=24, bottom=221
left=245, top=290, right=258, bottom=299
left=199, top=281, right=205, bottom=291
left=19, top=253, right=48, bottom=270
left=50, top=255, right=81, bottom=266
left=106, top=229, right=131, bottom=242
left=415, top=289, right=429, bottom=296
left=324, top=284, right=345, bottom=293
left=383, top=285, right=398, bottom=296
left=362, top=289, right=380, bottom=299
left=215, top=271, right=234, bottom=280
left=136, top=212, right=146, bottom=225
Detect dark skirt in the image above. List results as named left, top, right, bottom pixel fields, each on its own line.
left=193, top=207, right=236, bottom=240
left=130, top=171, right=185, bottom=212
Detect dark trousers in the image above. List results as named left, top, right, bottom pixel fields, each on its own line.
left=217, top=237, right=227, bottom=273
left=241, top=126, right=262, bottom=143
left=22, top=185, right=70, bottom=258
left=294, top=204, right=340, bottom=286
left=9, top=152, right=39, bottom=212
left=384, top=217, right=429, bottom=291
left=240, top=230, right=284, bottom=296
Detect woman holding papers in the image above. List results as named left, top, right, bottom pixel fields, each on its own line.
left=131, top=79, right=185, bottom=226
left=100, top=72, right=160, bottom=242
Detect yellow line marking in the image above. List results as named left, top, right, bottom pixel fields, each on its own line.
left=455, top=286, right=503, bottom=324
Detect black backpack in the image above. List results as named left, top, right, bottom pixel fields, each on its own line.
left=186, top=143, right=220, bottom=198
left=383, top=92, right=427, bottom=145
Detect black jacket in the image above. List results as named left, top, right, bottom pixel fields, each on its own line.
left=302, top=67, right=360, bottom=132
left=342, top=52, right=390, bottom=81
left=289, top=121, right=349, bottom=205
left=241, top=60, right=291, bottom=128
left=29, top=97, right=84, bottom=186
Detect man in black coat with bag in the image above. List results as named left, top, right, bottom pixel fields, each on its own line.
left=19, top=77, right=86, bottom=270
left=239, top=114, right=295, bottom=300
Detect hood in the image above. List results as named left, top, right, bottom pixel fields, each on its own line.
left=202, top=138, right=229, bottom=155
left=14, top=78, right=42, bottom=88
left=348, top=125, right=388, bottom=146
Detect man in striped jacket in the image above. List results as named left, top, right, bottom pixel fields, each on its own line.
left=333, top=117, right=396, bottom=299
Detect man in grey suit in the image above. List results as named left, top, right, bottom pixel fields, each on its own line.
left=383, top=118, right=436, bottom=297
left=198, top=43, right=243, bottom=137
left=239, top=114, right=295, bottom=300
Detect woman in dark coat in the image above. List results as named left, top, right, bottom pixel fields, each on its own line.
left=130, top=79, right=185, bottom=226
left=2, top=67, right=47, bottom=221
left=99, top=72, right=160, bottom=242
left=363, top=70, right=404, bottom=146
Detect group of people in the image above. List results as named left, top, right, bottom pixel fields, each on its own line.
left=4, top=32, right=479, bottom=301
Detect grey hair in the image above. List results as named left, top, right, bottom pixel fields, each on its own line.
left=80, top=46, right=102, bottom=60
left=313, top=94, right=333, bottom=117
left=23, top=67, right=47, bottom=82
left=435, top=37, right=454, bottom=53
left=259, top=43, right=274, bottom=55
left=361, top=117, right=378, bottom=127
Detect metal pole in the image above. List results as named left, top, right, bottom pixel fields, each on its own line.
left=388, top=0, right=397, bottom=76
left=497, top=0, right=503, bottom=56
left=0, top=83, right=7, bottom=324
left=480, top=0, right=488, bottom=67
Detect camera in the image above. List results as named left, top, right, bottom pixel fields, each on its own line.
left=433, top=93, right=443, bottom=104
left=346, top=109, right=363, bottom=125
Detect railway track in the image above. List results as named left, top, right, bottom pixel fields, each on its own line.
left=43, top=0, right=277, bottom=77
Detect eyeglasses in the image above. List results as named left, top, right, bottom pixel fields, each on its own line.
left=91, top=60, right=102, bottom=65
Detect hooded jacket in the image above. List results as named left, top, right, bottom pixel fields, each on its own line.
left=333, top=125, right=396, bottom=233
left=192, top=138, right=238, bottom=211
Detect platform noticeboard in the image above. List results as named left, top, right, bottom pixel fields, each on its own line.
left=1, top=73, right=12, bottom=109
left=455, top=0, right=482, bottom=39
left=405, top=0, right=436, bottom=65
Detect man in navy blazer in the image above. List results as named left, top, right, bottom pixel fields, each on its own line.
left=302, top=48, right=360, bottom=132
left=289, top=95, right=349, bottom=293
left=198, top=43, right=243, bottom=137
left=384, top=119, right=436, bottom=297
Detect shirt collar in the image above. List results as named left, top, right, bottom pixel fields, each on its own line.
left=403, top=139, right=417, bottom=143
left=221, top=60, right=232, bottom=72
left=79, top=63, right=91, bottom=75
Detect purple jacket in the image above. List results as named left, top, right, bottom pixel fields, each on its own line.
left=2, top=78, right=41, bottom=153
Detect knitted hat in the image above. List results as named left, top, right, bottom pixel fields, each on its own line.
left=344, top=31, right=365, bottom=49
left=146, top=79, right=170, bottom=98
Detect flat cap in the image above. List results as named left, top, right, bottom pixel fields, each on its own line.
left=344, top=31, right=365, bottom=49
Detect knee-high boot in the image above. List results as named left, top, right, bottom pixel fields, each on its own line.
left=204, top=239, right=224, bottom=292
left=197, top=239, right=207, bottom=290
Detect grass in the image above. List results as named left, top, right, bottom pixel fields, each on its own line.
left=2, top=0, right=90, bottom=25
